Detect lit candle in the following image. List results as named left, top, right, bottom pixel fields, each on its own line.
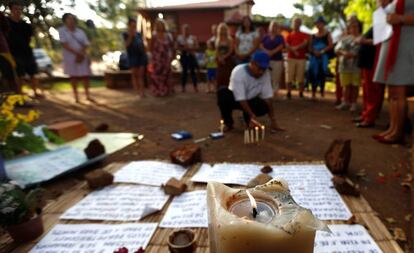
left=220, top=120, right=224, bottom=134
left=207, top=179, right=328, bottom=253
left=261, top=126, right=265, bottom=140
left=250, top=129, right=254, bottom=143
left=255, top=127, right=259, bottom=142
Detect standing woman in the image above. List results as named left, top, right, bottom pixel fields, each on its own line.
left=176, top=24, right=199, bottom=93
left=150, top=19, right=174, bottom=96
left=260, top=21, right=285, bottom=96
left=58, top=13, right=92, bottom=103
left=123, top=17, right=147, bottom=97
left=373, top=0, right=414, bottom=144
left=308, top=16, right=333, bottom=99
left=235, top=16, right=259, bottom=64
left=215, top=22, right=234, bottom=91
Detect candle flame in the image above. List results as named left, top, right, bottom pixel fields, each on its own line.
left=261, top=125, right=265, bottom=130
left=220, top=120, right=224, bottom=124
left=246, top=190, right=257, bottom=209
left=255, top=126, right=259, bottom=130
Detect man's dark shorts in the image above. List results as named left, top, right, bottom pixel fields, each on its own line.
left=15, top=56, right=38, bottom=77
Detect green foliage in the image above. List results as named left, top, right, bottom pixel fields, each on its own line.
left=298, top=0, right=349, bottom=28
left=345, top=0, right=377, bottom=32
left=0, top=122, right=47, bottom=159
left=0, top=184, right=45, bottom=227
left=42, top=128, right=65, bottom=144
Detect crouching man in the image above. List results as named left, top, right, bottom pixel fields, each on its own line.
left=217, top=50, right=284, bottom=131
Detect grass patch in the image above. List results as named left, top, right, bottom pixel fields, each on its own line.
left=45, top=80, right=106, bottom=91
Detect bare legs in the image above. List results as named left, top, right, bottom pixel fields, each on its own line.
left=70, top=76, right=91, bottom=103
left=131, top=66, right=145, bottom=97
left=377, top=85, right=406, bottom=141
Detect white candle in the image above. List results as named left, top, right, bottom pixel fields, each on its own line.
left=220, top=120, right=224, bottom=134
left=261, top=126, right=265, bottom=140
left=207, top=179, right=328, bottom=253
left=244, top=130, right=248, bottom=144
left=249, top=129, right=254, bottom=143
left=255, top=127, right=259, bottom=142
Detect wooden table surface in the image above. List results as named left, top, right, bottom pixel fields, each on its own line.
left=0, top=162, right=404, bottom=253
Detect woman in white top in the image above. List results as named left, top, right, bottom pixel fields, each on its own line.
left=176, top=24, right=199, bottom=92
left=235, top=16, right=259, bottom=64
left=58, top=13, right=92, bottom=103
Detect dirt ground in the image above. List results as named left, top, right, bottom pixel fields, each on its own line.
left=29, top=84, right=412, bottom=251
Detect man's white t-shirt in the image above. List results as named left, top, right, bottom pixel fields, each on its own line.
left=229, top=64, right=273, bottom=101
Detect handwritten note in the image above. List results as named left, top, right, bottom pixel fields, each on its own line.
left=191, top=163, right=352, bottom=220
left=114, top=161, right=187, bottom=186
left=160, top=191, right=208, bottom=228
left=61, top=185, right=169, bottom=221
left=315, top=224, right=383, bottom=253
left=29, top=223, right=158, bottom=253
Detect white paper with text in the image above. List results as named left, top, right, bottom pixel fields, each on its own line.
left=29, top=223, right=158, bottom=253
left=114, top=161, right=187, bottom=186
left=315, top=224, right=383, bottom=253
left=61, top=185, right=169, bottom=221
left=160, top=191, right=208, bottom=228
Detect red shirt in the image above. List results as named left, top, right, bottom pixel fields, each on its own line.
left=286, top=31, right=309, bottom=59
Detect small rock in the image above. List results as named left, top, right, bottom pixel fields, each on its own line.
left=94, top=123, right=109, bottom=132
left=163, top=177, right=187, bottom=196
left=324, top=139, right=351, bottom=174
left=170, top=144, right=202, bottom=167
left=85, top=170, right=114, bottom=189
left=392, top=228, right=407, bottom=242
left=84, top=139, right=106, bottom=159
left=260, top=165, right=273, bottom=174
left=332, top=176, right=360, bottom=196
left=247, top=174, right=273, bottom=188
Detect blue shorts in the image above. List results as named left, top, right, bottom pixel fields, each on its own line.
left=207, top=68, right=217, bottom=81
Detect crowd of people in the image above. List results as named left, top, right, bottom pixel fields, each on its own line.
left=0, top=0, right=413, bottom=145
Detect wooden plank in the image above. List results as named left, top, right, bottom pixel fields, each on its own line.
left=354, top=213, right=393, bottom=241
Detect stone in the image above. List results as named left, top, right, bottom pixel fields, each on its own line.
left=85, top=170, right=114, bottom=189
left=170, top=144, right=201, bottom=167
left=332, top=176, right=360, bottom=197
left=47, top=120, right=88, bottom=142
left=95, top=123, right=109, bottom=132
left=247, top=174, right=273, bottom=188
left=260, top=165, right=273, bottom=174
left=324, top=139, right=351, bottom=174
left=84, top=139, right=106, bottom=159
left=163, top=177, right=187, bottom=196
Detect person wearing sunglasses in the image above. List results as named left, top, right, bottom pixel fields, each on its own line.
left=216, top=50, right=285, bottom=132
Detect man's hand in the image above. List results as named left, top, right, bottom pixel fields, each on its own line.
left=249, top=118, right=261, bottom=128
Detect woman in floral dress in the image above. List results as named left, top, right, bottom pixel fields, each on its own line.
left=150, top=19, right=174, bottom=96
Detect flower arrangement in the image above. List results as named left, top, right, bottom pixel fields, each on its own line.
left=0, top=95, right=47, bottom=159
left=0, top=183, right=45, bottom=227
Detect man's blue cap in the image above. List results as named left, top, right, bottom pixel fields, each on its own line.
left=315, top=16, right=326, bottom=24
left=251, top=50, right=270, bottom=69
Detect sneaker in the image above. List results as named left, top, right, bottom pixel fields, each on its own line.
left=335, top=103, right=350, bottom=110
left=349, top=104, right=358, bottom=112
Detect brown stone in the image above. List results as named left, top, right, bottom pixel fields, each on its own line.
left=84, top=139, right=106, bottom=159
left=325, top=139, right=351, bottom=174
left=47, top=120, right=88, bottom=142
left=247, top=174, right=273, bottom=188
left=85, top=170, right=114, bottom=189
left=170, top=144, right=201, bottom=167
left=95, top=123, right=109, bottom=132
left=332, top=176, right=360, bottom=197
left=163, top=177, right=187, bottom=196
left=260, top=165, right=273, bottom=174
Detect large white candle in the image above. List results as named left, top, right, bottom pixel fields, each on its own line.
left=207, top=179, right=328, bottom=253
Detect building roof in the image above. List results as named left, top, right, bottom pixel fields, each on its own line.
left=140, top=0, right=254, bottom=11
